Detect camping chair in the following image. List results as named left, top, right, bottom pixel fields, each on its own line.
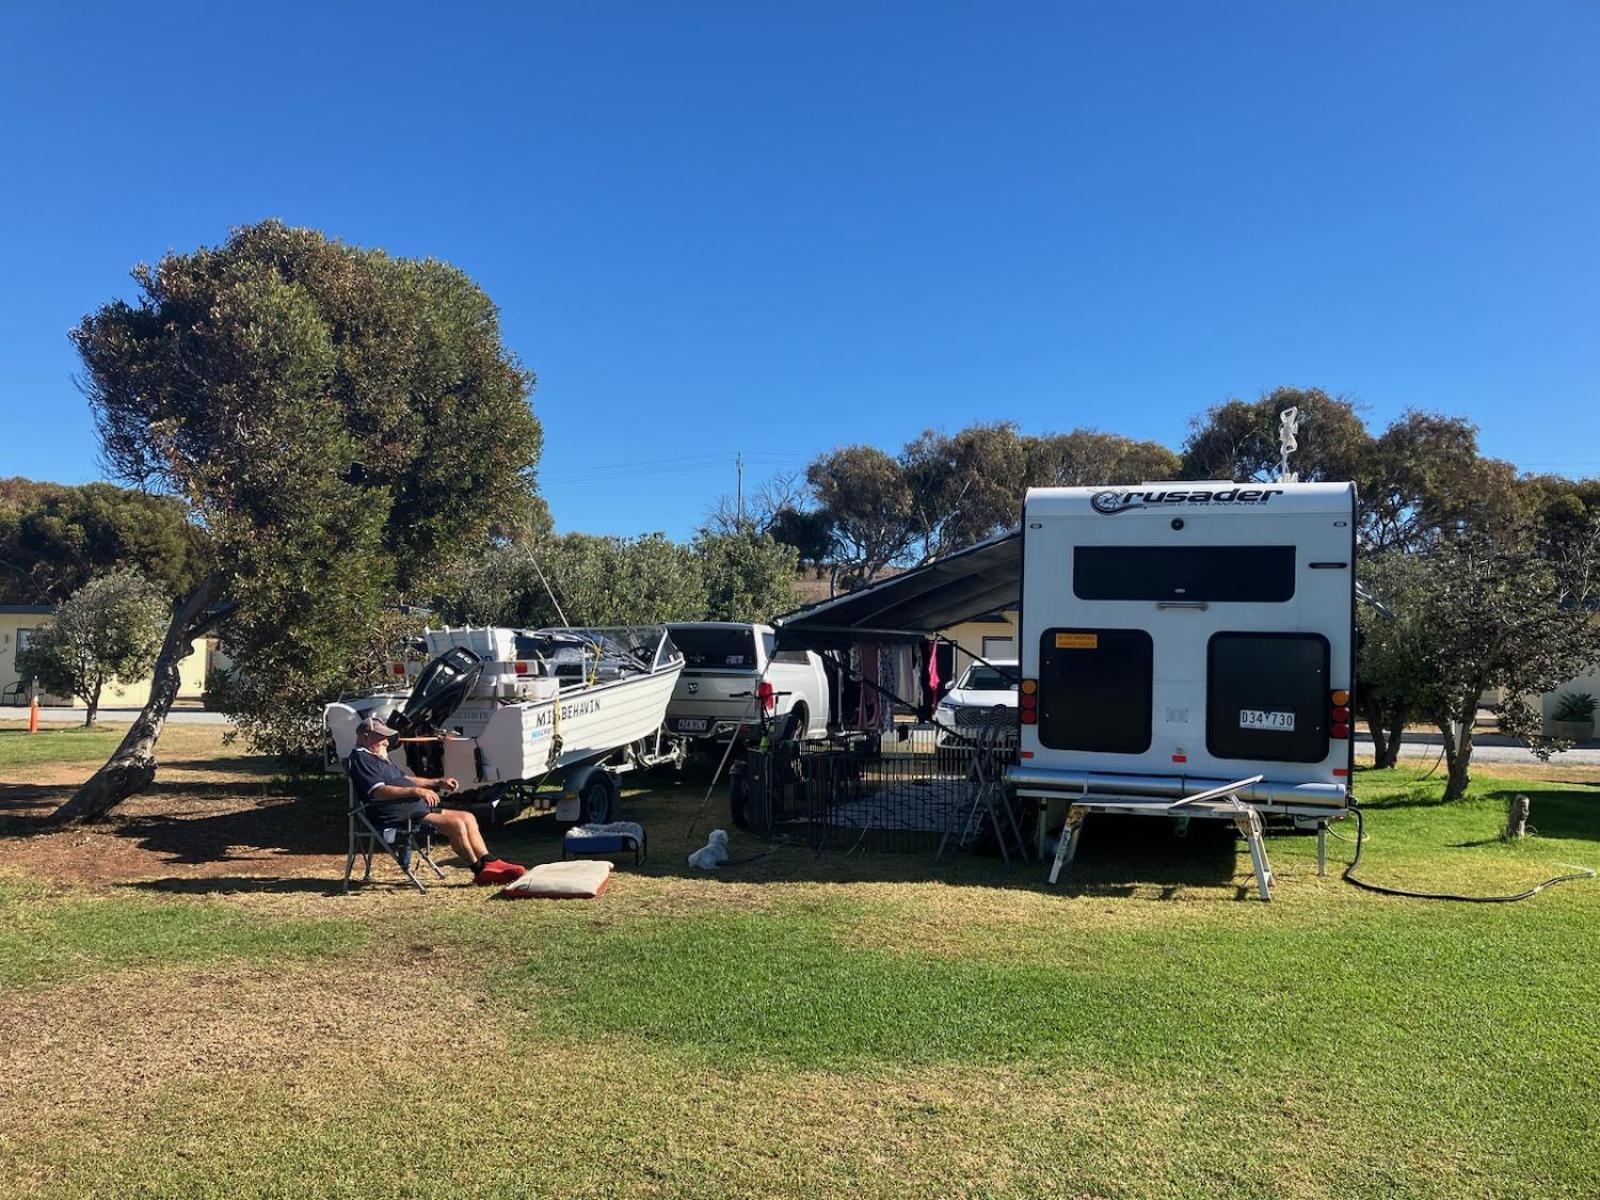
left=343, top=775, right=445, bottom=893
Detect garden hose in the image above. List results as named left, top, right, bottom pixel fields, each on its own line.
left=1342, top=804, right=1595, bottom=902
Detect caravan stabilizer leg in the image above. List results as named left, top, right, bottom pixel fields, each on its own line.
left=1047, top=806, right=1087, bottom=884
left=1230, top=799, right=1274, bottom=901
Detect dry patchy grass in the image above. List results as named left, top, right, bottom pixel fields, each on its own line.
left=0, top=740, right=1598, bottom=1197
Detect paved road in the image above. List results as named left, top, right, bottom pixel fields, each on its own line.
left=1356, top=732, right=1600, bottom=766
left=12, top=707, right=1597, bottom=765
left=4, top=707, right=232, bottom=726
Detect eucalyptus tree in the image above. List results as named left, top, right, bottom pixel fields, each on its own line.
left=54, top=221, right=542, bottom=823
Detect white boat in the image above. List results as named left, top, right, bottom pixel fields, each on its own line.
left=326, top=626, right=685, bottom=795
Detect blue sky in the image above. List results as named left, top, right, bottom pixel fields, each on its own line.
left=1, top=1, right=1595, bottom=538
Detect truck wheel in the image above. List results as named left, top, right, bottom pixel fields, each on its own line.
left=779, top=704, right=807, bottom=744
left=580, top=771, right=619, bottom=826
left=729, top=761, right=751, bottom=830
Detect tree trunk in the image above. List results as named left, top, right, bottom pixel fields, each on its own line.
left=48, top=575, right=230, bottom=826
left=84, top=678, right=101, bottom=728
left=1440, top=709, right=1475, bottom=802
left=1362, top=700, right=1406, bottom=769
left=1383, top=712, right=1405, bottom=769
left=1364, top=700, right=1390, bottom=768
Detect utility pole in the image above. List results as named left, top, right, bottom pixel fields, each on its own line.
left=736, top=450, right=744, bottom=528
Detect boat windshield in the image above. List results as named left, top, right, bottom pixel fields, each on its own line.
left=514, top=626, right=679, bottom=677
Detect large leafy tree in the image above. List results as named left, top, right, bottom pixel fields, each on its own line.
left=1524, top=475, right=1600, bottom=597
left=1022, top=429, right=1182, bottom=488
left=808, top=425, right=1187, bottom=584
left=1354, top=552, right=1430, bottom=768
left=1362, top=411, right=1524, bottom=552
left=0, top=479, right=204, bottom=604
left=1365, top=529, right=1600, bottom=800
left=766, top=506, right=833, bottom=569
left=807, top=445, right=917, bottom=588
left=437, top=533, right=706, bottom=629
left=900, top=422, right=1030, bottom=561
left=54, top=220, right=541, bottom=823
left=1180, top=387, right=1373, bottom=485
left=695, top=529, right=799, bottom=622
left=16, top=569, right=168, bottom=726
left=437, top=529, right=795, bottom=630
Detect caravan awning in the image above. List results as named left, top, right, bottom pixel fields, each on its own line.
left=773, top=529, right=1022, bottom=650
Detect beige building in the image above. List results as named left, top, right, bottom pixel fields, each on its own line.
left=940, top=610, right=1018, bottom=678
left=0, top=604, right=210, bottom=710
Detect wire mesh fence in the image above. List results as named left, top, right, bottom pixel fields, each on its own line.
left=737, top=722, right=1026, bottom=858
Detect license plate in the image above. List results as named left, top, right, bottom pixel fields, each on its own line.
left=674, top=718, right=709, bottom=733
left=1240, top=709, right=1295, bottom=731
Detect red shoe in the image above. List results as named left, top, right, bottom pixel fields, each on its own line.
left=474, top=859, right=524, bottom=886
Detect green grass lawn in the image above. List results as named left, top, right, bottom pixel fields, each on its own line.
left=0, top=721, right=234, bottom=769
left=0, top=722, right=131, bottom=767
left=1, top=757, right=1597, bottom=1199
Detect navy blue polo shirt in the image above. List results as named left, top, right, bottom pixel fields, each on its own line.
left=348, top=746, right=431, bottom=826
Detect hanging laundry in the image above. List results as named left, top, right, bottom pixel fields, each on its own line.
left=876, top=644, right=896, bottom=731
left=858, top=643, right=881, bottom=730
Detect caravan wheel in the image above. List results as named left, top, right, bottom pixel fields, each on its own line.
left=580, top=771, right=619, bottom=826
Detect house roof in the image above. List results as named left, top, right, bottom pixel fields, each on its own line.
left=774, top=530, right=1022, bottom=650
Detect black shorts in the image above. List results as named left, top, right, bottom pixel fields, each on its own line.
left=365, top=798, right=432, bottom=827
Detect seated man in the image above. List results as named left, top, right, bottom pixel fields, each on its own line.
left=347, top=717, right=524, bottom=886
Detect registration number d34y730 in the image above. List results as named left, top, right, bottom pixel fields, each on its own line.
left=1239, top=709, right=1295, bottom=731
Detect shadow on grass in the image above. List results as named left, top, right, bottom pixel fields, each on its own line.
left=114, top=787, right=344, bottom=865
left=0, top=783, right=72, bottom=836
left=621, top=807, right=1244, bottom=896
left=126, top=875, right=349, bottom=897
left=1482, top=787, right=1600, bottom=843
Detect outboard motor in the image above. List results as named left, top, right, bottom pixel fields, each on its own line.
left=394, top=646, right=483, bottom=775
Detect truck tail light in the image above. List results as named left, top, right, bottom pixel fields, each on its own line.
left=757, top=680, right=776, bottom=714
left=1330, top=689, right=1351, bottom=739
left=391, top=662, right=405, bottom=677
left=1019, top=679, right=1038, bottom=725
left=514, top=661, right=529, bottom=675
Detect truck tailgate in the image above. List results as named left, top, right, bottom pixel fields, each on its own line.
left=666, top=671, right=759, bottom=734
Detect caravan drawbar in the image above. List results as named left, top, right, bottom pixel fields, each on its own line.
left=1009, top=481, right=1356, bottom=893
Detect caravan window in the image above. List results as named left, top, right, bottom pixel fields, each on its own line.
left=1037, top=627, right=1153, bottom=754
left=1073, top=546, right=1296, bottom=603
left=1207, top=632, right=1330, bottom=763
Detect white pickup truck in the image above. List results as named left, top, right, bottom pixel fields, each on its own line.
left=663, top=622, right=830, bottom=747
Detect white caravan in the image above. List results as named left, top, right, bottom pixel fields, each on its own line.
left=1008, top=482, right=1356, bottom=895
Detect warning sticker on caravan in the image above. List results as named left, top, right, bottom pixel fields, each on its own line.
left=1055, top=633, right=1099, bottom=649
left=1239, top=709, right=1296, bottom=731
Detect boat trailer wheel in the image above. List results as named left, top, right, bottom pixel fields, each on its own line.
left=580, top=770, right=619, bottom=826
